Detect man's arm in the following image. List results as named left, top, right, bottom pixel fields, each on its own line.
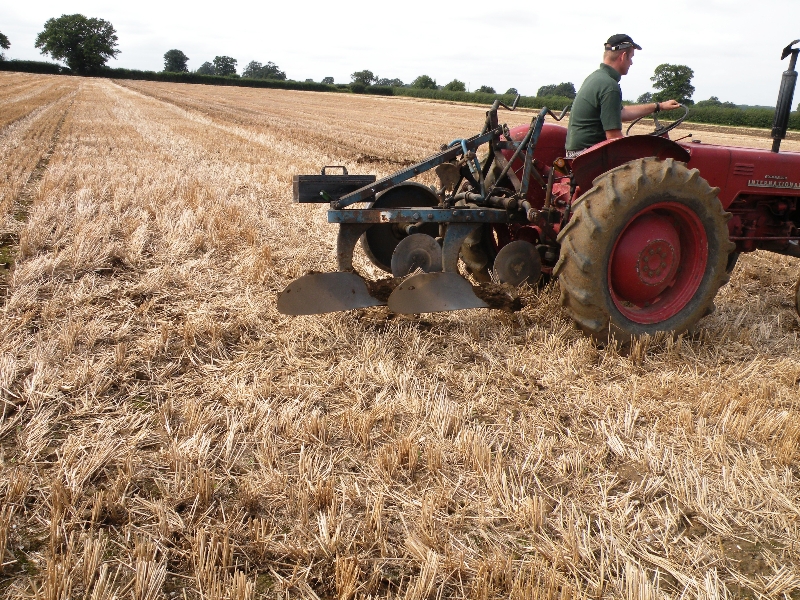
left=606, top=99, right=682, bottom=138
left=620, top=99, right=681, bottom=122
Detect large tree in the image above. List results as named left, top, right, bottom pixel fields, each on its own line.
left=411, top=75, right=437, bottom=89
left=242, top=61, right=286, bottom=80
left=443, top=79, right=466, bottom=92
left=213, top=56, right=237, bottom=76
left=163, top=49, right=189, bottom=73
left=196, top=62, right=215, bottom=75
left=695, top=96, right=737, bottom=109
left=321, top=76, right=334, bottom=85
left=376, top=77, right=403, bottom=87
left=537, top=82, right=576, bottom=99
left=0, top=31, right=9, bottom=60
left=35, top=14, right=119, bottom=74
left=351, top=70, right=377, bottom=86
left=651, top=64, right=695, bottom=105
left=476, top=85, right=496, bottom=94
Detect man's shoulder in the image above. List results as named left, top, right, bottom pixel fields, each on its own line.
left=582, top=65, right=620, bottom=89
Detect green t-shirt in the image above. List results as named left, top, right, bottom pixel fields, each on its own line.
left=566, top=64, right=623, bottom=151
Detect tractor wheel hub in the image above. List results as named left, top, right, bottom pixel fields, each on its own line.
left=610, top=213, right=681, bottom=305
left=637, top=239, right=676, bottom=284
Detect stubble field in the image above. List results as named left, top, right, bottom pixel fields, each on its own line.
left=1, top=71, right=800, bottom=599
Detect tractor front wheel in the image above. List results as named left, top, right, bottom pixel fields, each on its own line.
left=555, top=157, right=735, bottom=340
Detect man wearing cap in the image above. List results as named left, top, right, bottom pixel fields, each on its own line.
left=565, top=34, right=681, bottom=158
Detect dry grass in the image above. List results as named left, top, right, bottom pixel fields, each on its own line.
left=0, top=74, right=77, bottom=225
left=1, top=72, right=800, bottom=599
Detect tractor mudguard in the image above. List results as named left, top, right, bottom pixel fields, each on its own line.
left=570, top=136, right=691, bottom=193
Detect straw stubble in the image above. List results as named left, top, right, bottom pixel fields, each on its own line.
left=1, top=72, right=799, bottom=599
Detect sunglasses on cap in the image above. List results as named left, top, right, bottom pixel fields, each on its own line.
left=605, top=42, right=636, bottom=51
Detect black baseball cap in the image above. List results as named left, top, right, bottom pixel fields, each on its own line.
left=605, top=34, right=642, bottom=51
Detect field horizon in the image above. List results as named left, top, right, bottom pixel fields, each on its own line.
left=1, top=72, right=800, bottom=599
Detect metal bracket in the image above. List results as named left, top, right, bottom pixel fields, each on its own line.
left=336, top=223, right=372, bottom=271
left=329, top=208, right=509, bottom=224
left=321, top=165, right=348, bottom=175
left=781, top=40, right=800, bottom=61
left=333, top=127, right=502, bottom=208
left=442, top=223, right=481, bottom=272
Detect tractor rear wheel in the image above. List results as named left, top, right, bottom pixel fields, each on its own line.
left=554, top=157, right=735, bottom=340
left=795, top=279, right=800, bottom=318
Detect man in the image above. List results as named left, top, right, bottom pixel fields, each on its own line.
left=565, top=34, right=681, bottom=158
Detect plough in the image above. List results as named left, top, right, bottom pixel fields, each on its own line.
left=279, top=40, right=800, bottom=340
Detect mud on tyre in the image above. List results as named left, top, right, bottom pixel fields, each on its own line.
left=554, top=157, right=736, bottom=340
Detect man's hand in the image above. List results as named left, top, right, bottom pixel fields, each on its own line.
left=621, top=99, right=682, bottom=122
left=658, top=99, right=681, bottom=111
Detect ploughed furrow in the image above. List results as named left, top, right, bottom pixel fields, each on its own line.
left=113, top=78, right=536, bottom=177
left=0, top=73, right=77, bottom=132
left=15, top=97, right=74, bottom=207
left=0, top=80, right=75, bottom=304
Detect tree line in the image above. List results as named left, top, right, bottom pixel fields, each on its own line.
left=0, top=13, right=576, bottom=96
left=164, top=51, right=287, bottom=81
left=348, top=70, right=580, bottom=98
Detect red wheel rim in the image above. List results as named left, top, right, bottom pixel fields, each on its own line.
left=608, top=202, right=708, bottom=324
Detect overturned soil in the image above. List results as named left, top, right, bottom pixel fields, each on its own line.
left=366, top=276, right=403, bottom=302
left=473, top=282, right=523, bottom=311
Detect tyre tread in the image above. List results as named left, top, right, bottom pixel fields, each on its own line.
left=557, top=157, right=733, bottom=339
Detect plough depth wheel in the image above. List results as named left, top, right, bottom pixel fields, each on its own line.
left=361, top=183, right=439, bottom=272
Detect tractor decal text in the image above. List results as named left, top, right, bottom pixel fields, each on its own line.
left=748, top=179, right=800, bottom=190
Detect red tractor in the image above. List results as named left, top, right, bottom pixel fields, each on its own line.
left=279, top=40, right=800, bottom=340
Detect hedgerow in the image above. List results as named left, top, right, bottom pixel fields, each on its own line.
left=0, top=59, right=69, bottom=75
left=676, top=106, right=800, bottom=130
left=98, top=67, right=339, bottom=92
left=2, top=60, right=798, bottom=130
left=393, top=87, right=573, bottom=111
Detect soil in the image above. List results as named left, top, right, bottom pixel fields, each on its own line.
left=473, top=283, right=523, bottom=312
left=356, top=153, right=415, bottom=167
left=366, top=277, right=403, bottom=302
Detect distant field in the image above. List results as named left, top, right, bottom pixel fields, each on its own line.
left=1, top=72, right=800, bottom=599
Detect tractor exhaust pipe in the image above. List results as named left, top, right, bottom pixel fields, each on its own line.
left=771, top=40, right=799, bottom=153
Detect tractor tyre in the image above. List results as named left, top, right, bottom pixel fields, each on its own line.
left=726, top=252, right=740, bottom=275
left=795, top=278, right=800, bottom=319
left=554, top=157, right=735, bottom=340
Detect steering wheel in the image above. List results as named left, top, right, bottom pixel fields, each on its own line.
left=626, top=103, right=689, bottom=137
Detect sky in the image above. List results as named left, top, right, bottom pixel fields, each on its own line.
left=2, top=0, right=799, bottom=106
